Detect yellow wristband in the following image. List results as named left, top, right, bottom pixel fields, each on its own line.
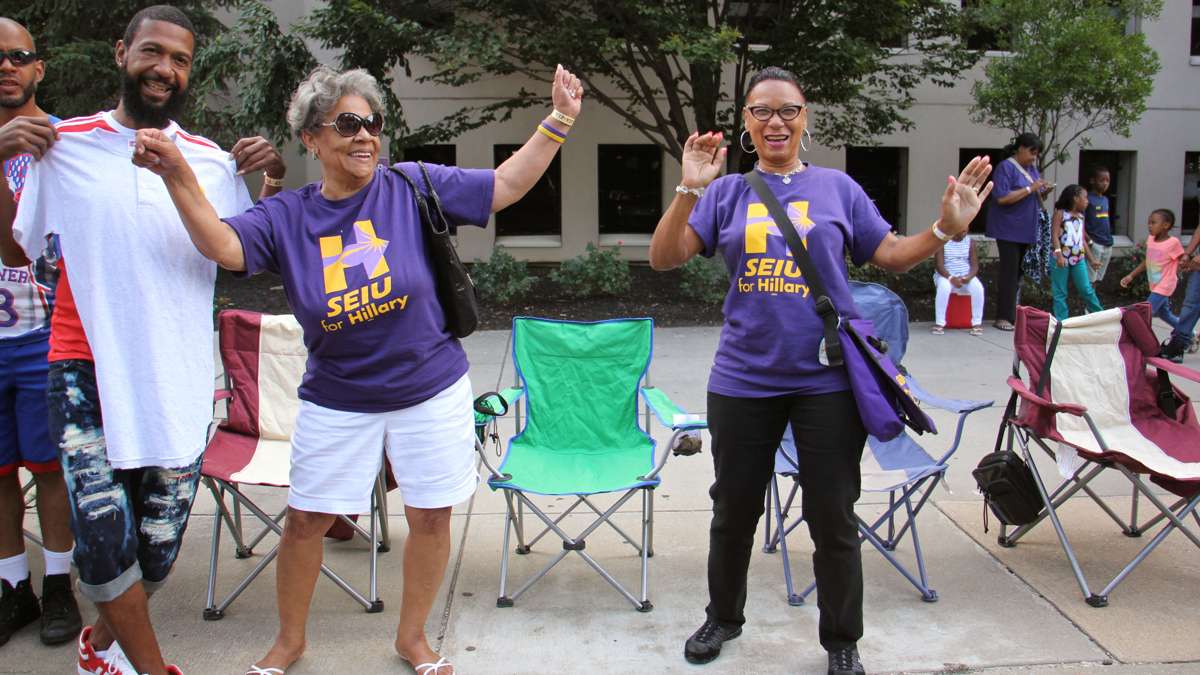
left=551, top=109, right=575, bottom=127
left=263, top=175, right=285, bottom=188
left=536, top=124, right=565, bottom=144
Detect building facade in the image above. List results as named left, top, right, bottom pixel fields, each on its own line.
left=272, top=1, right=1200, bottom=263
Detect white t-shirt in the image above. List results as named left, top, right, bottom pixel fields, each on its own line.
left=942, top=238, right=972, bottom=278
left=13, top=111, right=253, bottom=469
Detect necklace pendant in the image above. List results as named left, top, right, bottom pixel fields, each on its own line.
left=783, top=177, right=791, bottom=184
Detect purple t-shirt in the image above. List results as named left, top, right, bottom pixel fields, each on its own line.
left=985, top=158, right=1041, bottom=244
left=688, top=166, right=892, bottom=397
left=225, top=162, right=494, bottom=412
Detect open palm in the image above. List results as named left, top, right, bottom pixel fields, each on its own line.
left=940, top=156, right=994, bottom=235
left=681, top=132, right=726, bottom=188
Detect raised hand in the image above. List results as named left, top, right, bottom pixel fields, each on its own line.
left=551, top=64, right=583, bottom=120
left=230, top=136, right=285, bottom=178
left=0, top=116, right=57, bottom=161
left=681, top=132, right=726, bottom=189
left=939, top=155, right=994, bottom=236
left=132, top=128, right=187, bottom=178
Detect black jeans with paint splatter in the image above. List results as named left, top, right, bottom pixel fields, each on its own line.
left=48, top=360, right=202, bottom=603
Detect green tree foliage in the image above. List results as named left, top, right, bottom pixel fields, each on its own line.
left=1, top=0, right=313, bottom=148
left=968, top=0, right=1162, bottom=172
left=303, top=0, right=980, bottom=164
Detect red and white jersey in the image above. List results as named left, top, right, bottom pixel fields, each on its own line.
left=13, top=110, right=253, bottom=468
left=0, top=130, right=59, bottom=341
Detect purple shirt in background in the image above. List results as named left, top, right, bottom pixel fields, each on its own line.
left=226, top=163, right=494, bottom=413
left=985, top=158, right=1041, bottom=244
left=688, top=166, right=892, bottom=397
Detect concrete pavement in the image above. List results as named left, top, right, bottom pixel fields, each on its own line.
left=4, top=321, right=1199, bottom=674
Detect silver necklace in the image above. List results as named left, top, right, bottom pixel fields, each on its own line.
left=755, top=161, right=805, bottom=184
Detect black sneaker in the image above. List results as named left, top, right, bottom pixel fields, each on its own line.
left=1160, top=340, right=1186, bottom=364
left=683, top=618, right=742, bottom=664
left=39, top=574, right=81, bottom=645
left=0, top=576, right=41, bottom=647
left=828, top=646, right=866, bottom=675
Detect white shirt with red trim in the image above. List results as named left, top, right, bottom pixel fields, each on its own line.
left=13, top=111, right=253, bottom=469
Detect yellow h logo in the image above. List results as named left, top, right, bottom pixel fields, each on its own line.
left=319, top=220, right=390, bottom=293
left=745, top=201, right=813, bottom=254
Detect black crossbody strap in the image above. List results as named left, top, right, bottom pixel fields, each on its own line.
left=743, top=170, right=843, bottom=367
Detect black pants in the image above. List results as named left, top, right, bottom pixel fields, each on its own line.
left=995, top=240, right=1029, bottom=324
left=705, top=389, right=867, bottom=651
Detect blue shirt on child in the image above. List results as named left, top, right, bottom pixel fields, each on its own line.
left=1085, top=193, right=1112, bottom=246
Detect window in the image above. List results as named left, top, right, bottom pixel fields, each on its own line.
left=1078, top=150, right=1136, bottom=238
left=399, top=144, right=456, bottom=166
left=597, top=145, right=662, bottom=235
left=959, top=148, right=1006, bottom=234
left=1192, top=1, right=1200, bottom=58
left=729, top=1, right=782, bottom=50
left=845, top=146, right=907, bottom=232
left=1185, top=152, right=1200, bottom=235
left=961, top=0, right=1008, bottom=52
left=493, top=145, right=561, bottom=238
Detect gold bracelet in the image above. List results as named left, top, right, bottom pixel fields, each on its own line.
left=550, top=109, right=575, bottom=127
left=263, top=175, right=285, bottom=188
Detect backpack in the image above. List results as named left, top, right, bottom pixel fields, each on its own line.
left=972, top=448, right=1043, bottom=529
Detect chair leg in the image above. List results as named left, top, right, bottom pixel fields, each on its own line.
left=904, top=496, right=936, bottom=602
left=1128, top=482, right=1141, bottom=537
left=638, top=489, right=653, bottom=612
left=367, top=486, right=383, bottom=612
left=515, top=497, right=530, bottom=554
left=497, top=491, right=515, bottom=607
left=375, top=471, right=391, bottom=553
left=647, top=488, right=655, bottom=558
left=203, top=479, right=225, bottom=620
left=1098, top=493, right=1200, bottom=599
left=230, top=483, right=250, bottom=558
left=1017, top=435, right=1099, bottom=605
left=770, top=475, right=804, bottom=606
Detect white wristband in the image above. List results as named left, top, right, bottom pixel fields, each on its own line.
left=931, top=221, right=951, bottom=242
left=675, top=184, right=705, bottom=199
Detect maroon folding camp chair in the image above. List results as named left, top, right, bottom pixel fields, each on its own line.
left=998, top=304, right=1200, bottom=606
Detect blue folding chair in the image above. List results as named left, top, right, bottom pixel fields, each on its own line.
left=763, top=281, right=992, bottom=605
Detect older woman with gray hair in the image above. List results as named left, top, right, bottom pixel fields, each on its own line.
left=131, top=63, right=585, bottom=674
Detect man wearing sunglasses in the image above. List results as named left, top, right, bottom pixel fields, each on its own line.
left=0, top=16, right=84, bottom=652
left=0, top=6, right=286, bottom=675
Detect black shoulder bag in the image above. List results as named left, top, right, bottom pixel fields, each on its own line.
left=389, top=162, right=479, bottom=338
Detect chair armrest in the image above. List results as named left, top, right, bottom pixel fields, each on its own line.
left=639, top=387, right=707, bottom=430
left=214, top=389, right=232, bottom=402
left=905, top=375, right=992, bottom=415
left=1006, top=375, right=1087, bottom=416
left=1147, top=357, right=1200, bottom=385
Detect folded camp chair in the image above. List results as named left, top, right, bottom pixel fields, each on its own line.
left=20, top=475, right=39, bottom=547
left=998, top=304, right=1200, bottom=606
left=200, top=310, right=390, bottom=619
left=764, top=281, right=992, bottom=605
left=477, top=317, right=705, bottom=611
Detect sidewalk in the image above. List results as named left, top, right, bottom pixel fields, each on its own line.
left=4, top=323, right=1199, bottom=674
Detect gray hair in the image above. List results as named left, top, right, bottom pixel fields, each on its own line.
left=286, top=65, right=385, bottom=137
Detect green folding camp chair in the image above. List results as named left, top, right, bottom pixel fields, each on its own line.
left=476, top=317, right=705, bottom=611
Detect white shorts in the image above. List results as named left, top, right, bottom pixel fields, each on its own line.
left=287, top=373, right=478, bottom=514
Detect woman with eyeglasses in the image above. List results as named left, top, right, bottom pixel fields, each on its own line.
left=131, top=64, right=583, bottom=675
left=649, top=66, right=993, bottom=675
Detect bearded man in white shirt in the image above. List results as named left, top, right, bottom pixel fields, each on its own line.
left=0, top=6, right=287, bottom=674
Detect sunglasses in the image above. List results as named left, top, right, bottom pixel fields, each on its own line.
left=746, top=104, right=806, bottom=122
left=0, top=49, right=38, bottom=67
left=318, top=112, right=384, bottom=137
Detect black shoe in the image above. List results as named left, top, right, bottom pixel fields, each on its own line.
left=684, top=618, right=742, bottom=664
left=1160, top=339, right=1186, bottom=363
left=0, top=576, right=41, bottom=647
left=39, top=574, right=81, bottom=645
left=828, top=646, right=866, bottom=675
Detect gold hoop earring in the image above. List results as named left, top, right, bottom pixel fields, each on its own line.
left=739, top=130, right=756, bottom=155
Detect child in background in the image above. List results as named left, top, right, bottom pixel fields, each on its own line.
left=1084, top=166, right=1114, bottom=282
left=1050, top=185, right=1104, bottom=320
left=932, top=231, right=984, bottom=335
left=1122, top=208, right=1185, bottom=328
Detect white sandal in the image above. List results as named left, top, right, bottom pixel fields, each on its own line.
left=413, top=657, right=453, bottom=674
left=246, top=666, right=285, bottom=675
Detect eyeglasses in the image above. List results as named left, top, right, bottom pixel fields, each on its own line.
left=0, top=49, right=38, bottom=67
left=746, top=104, right=806, bottom=122
left=318, top=112, right=384, bottom=137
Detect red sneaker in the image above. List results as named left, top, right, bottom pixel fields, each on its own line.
left=166, top=666, right=183, bottom=675
left=76, top=625, right=136, bottom=675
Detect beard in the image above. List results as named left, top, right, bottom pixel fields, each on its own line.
left=119, top=68, right=188, bottom=128
left=0, top=80, right=35, bottom=109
